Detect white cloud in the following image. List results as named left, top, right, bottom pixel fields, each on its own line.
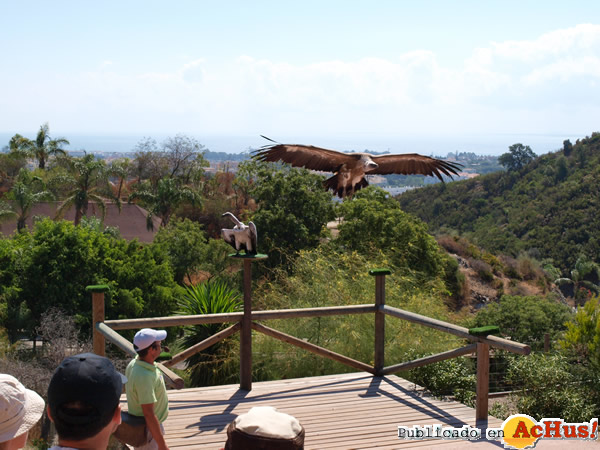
left=3, top=24, right=599, bottom=135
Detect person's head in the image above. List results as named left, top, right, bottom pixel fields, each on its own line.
left=47, top=353, right=126, bottom=442
left=133, top=328, right=167, bottom=361
left=0, top=374, right=45, bottom=450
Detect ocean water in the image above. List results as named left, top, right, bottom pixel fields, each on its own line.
left=0, top=131, right=580, bottom=157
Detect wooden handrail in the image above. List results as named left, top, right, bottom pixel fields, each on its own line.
left=381, top=305, right=530, bottom=355
left=382, top=344, right=478, bottom=375
left=104, top=305, right=375, bottom=329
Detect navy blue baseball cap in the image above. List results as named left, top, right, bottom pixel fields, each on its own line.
left=48, top=353, right=127, bottom=425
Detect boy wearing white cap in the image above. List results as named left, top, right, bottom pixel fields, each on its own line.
left=0, top=374, right=44, bottom=450
left=126, top=328, right=169, bottom=450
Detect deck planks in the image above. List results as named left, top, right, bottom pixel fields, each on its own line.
left=120, top=372, right=505, bottom=449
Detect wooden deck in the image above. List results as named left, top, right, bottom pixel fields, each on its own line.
left=122, top=372, right=509, bottom=449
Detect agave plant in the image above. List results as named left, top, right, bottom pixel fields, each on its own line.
left=177, top=279, right=242, bottom=386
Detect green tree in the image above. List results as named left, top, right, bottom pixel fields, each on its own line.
left=153, top=218, right=231, bottom=285
left=337, top=186, right=443, bottom=276
left=55, top=154, right=109, bottom=225
left=555, top=255, right=600, bottom=304
left=177, top=280, right=242, bottom=386
left=498, top=143, right=537, bottom=171
left=239, top=160, right=336, bottom=268
left=469, top=295, right=573, bottom=350
left=129, top=177, right=202, bottom=230
left=9, top=123, right=69, bottom=169
left=14, top=219, right=180, bottom=339
left=5, top=169, right=54, bottom=231
left=560, top=295, right=600, bottom=368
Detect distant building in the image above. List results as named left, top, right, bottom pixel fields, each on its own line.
left=0, top=202, right=161, bottom=242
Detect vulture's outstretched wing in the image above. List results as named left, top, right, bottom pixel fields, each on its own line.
left=253, top=144, right=356, bottom=172
left=371, top=154, right=462, bottom=181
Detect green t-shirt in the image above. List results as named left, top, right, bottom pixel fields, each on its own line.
left=125, top=356, right=169, bottom=423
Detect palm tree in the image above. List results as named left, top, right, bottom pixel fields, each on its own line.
left=6, top=169, right=54, bottom=231
left=0, top=202, right=16, bottom=224
left=128, top=177, right=201, bottom=230
left=55, top=154, right=109, bottom=225
left=177, top=280, right=242, bottom=386
left=555, top=255, right=600, bottom=304
left=10, top=123, right=70, bottom=169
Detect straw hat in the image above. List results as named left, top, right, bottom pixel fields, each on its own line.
left=0, top=374, right=45, bottom=443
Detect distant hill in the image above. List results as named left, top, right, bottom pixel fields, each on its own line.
left=397, top=133, right=600, bottom=273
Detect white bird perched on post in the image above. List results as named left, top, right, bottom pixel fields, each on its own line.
left=221, top=212, right=258, bottom=255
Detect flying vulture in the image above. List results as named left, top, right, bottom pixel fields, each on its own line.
left=253, top=137, right=463, bottom=198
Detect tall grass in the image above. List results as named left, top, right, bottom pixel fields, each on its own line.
left=251, top=246, right=463, bottom=381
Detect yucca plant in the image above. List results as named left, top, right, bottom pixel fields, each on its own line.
left=177, top=279, right=242, bottom=386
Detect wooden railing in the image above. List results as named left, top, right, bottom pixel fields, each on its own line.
left=89, top=258, right=530, bottom=421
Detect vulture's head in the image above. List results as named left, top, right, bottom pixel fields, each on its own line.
left=359, top=154, right=379, bottom=172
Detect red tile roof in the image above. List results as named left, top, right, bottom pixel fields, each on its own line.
left=0, top=202, right=161, bottom=242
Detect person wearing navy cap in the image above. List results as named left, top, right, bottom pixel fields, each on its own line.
left=47, top=353, right=127, bottom=450
left=126, top=328, right=169, bottom=450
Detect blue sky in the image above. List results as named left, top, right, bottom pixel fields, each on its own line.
left=1, top=1, right=599, bottom=152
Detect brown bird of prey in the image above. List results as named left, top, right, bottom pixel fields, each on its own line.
left=253, top=137, right=463, bottom=198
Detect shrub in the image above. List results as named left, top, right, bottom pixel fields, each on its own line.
left=505, top=353, right=597, bottom=422
left=468, top=295, right=573, bottom=351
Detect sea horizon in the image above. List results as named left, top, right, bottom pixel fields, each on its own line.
left=0, top=131, right=583, bottom=157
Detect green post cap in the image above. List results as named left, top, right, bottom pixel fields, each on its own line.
left=468, top=325, right=500, bottom=336
left=228, top=253, right=268, bottom=259
left=85, top=284, right=110, bottom=293
left=368, top=269, right=391, bottom=276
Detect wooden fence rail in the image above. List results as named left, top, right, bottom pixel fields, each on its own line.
left=89, top=262, right=530, bottom=421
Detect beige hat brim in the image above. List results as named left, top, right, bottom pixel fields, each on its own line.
left=15, top=388, right=45, bottom=439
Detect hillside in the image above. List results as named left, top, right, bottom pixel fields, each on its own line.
left=397, top=133, right=600, bottom=274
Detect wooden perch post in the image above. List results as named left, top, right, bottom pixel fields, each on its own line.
left=87, top=284, right=110, bottom=357
left=230, top=253, right=267, bottom=391
left=370, top=269, right=390, bottom=376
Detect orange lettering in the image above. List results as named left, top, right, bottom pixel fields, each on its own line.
left=513, top=421, right=531, bottom=438
left=577, top=425, right=589, bottom=438
left=531, top=425, right=542, bottom=438
left=544, top=420, right=563, bottom=438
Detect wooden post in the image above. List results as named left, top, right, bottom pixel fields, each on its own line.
left=544, top=333, right=550, bottom=352
left=476, top=342, right=490, bottom=421
left=86, top=285, right=110, bottom=357
left=240, top=259, right=253, bottom=390
left=369, top=269, right=390, bottom=376
left=230, top=254, right=267, bottom=392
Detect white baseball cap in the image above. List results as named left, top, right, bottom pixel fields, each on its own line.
left=0, top=374, right=45, bottom=443
left=133, top=328, right=167, bottom=351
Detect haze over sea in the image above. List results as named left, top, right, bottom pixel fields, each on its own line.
left=0, top=132, right=580, bottom=157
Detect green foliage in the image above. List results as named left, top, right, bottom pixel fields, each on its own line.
left=0, top=218, right=180, bottom=340
left=153, top=218, right=231, bottom=284
left=505, top=353, right=596, bottom=422
left=177, top=280, right=242, bottom=386
left=54, top=153, right=110, bottom=225
left=337, top=187, right=443, bottom=276
left=6, top=168, right=54, bottom=231
left=560, top=296, right=600, bottom=368
left=398, top=134, right=600, bottom=274
left=403, top=349, right=475, bottom=405
left=468, top=295, right=573, bottom=351
left=129, top=177, right=202, bottom=230
left=9, top=123, right=69, bottom=169
left=498, top=143, right=537, bottom=171
left=238, top=160, right=336, bottom=268
left=251, top=246, right=462, bottom=381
